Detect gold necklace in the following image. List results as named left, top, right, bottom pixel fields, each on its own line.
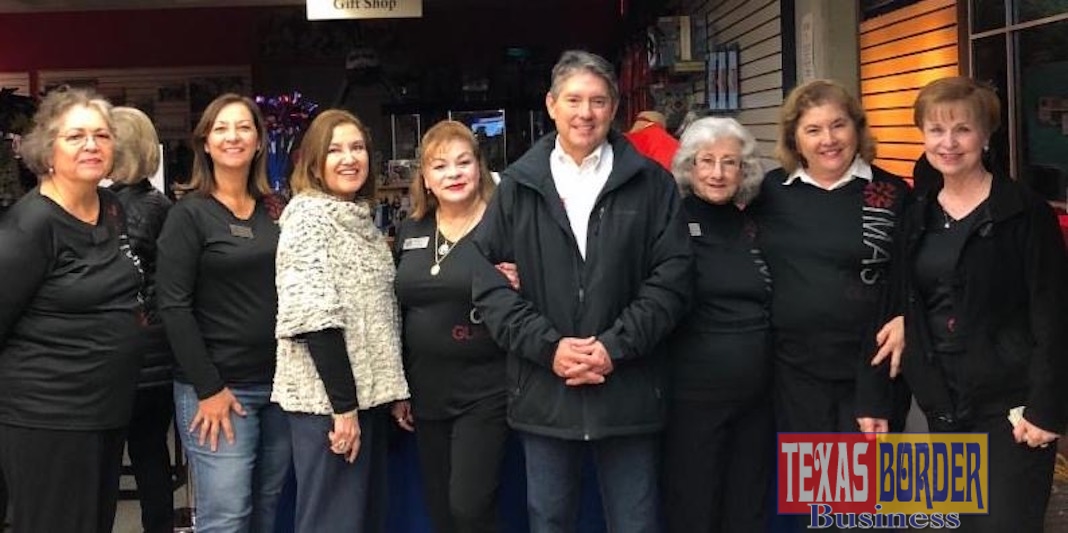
left=430, top=204, right=483, bottom=276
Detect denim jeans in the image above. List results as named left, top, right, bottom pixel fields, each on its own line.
left=520, top=431, right=660, bottom=533
left=175, top=382, right=292, bottom=533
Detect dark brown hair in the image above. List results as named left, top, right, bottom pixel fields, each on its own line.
left=290, top=108, right=375, bottom=201
left=186, top=93, right=270, bottom=198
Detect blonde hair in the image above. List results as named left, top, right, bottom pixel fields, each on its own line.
left=776, top=79, right=877, bottom=174
left=110, top=107, right=161, bottom=184
left=409, top=120, right=495, bottom=220
left=290, top=109, right=375, bottom=201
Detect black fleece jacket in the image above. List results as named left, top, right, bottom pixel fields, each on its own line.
left=472, top=131, right=692, bottom=440
left=901, top=171, right=1068, bottom=433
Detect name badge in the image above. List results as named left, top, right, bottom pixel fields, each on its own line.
left=230, top=224, right=254, bottom=239
left=402, top=236, right=430, bottom=250
left=688, top=222, right=702, bottom=237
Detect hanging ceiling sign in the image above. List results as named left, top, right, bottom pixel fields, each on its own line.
left=306, top=0, right=422, bottom=20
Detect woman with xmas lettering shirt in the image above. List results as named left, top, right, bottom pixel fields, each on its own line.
left=157, top=93, right=291, bottom=533
left=901, top=77, right=1068, bottom=532
left=391, top=120, right=509, bottom=533
left=0, top=87, right=141, bottom=533
left=749, top=79, right=910, bottom=439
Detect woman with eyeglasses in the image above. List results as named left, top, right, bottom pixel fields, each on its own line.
left=661, top=117, right=772, bottom=533
left=0, top=87, right=143, bottom=532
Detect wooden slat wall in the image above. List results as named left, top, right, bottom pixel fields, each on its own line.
left=38, top=66, right=251, bottom=141
left=0, top=72, right=30, bottom=95
left=859, top=0, right=959, bottom=178
left=681, top=0, right=785, bottom=161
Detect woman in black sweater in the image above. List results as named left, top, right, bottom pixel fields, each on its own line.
left=108, top=106, right=175, bottom=533
left=750, top=80, right=909, bottom=440
left=0, top=87, right=142, bottom=532
left=662, top=116, right=772, bottom=533
left=902, top=76, right=1068, bottom=531
left=157, top=94, right=290, bottom=533
left=391, top=120, right=507, bottom=533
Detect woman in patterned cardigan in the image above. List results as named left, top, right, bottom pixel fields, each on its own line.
left=272, top=109, right=409, bottom=533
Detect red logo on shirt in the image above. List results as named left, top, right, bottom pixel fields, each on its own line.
left=863, top=182, right=898, bottom=210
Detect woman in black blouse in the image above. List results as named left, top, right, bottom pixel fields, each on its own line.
left=157, top=93, right=291, bottom=533
left=0, top=87, right=141, bottom=532
left=391, top=120, right=506, bottom=533
left=662, top=116, right=771, bottom=533
left=902, top=76, right=1068, bottom=531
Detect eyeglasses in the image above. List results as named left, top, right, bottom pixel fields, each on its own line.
left=694, top=156, right=742, bottom=172
left=58, top=131, right=114, bottom=148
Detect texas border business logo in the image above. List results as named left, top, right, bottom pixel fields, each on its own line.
left=778, top=433, right=988, bottom=529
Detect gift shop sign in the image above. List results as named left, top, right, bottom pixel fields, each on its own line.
left=306, top=0, right=422, bottom=20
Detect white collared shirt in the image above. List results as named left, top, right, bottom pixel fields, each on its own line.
left=549, top=138, right=614, bottom=259
left=784, top=156, right=873, bottom=190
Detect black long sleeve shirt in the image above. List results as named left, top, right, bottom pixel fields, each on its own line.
left=666, top=196, right=772, bottom=403
left=156, top=194, right=279, bottom=399
left=0, top=188, right=142, bottom=429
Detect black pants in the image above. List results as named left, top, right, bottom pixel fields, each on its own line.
left=126, top=385, right=175, bottom=533
left=1, top=466, right=7, bottom=525
left=415, top=396, right=508, bottom=533
left=774, top=362, right=859, bottom=532
left=0, top=424, right=125, bottom=533
left=774, top=362, right=859, bottom=434
left=663, top=397, right=774, bottom=533
left=942, top=413, right=1056, bottom=532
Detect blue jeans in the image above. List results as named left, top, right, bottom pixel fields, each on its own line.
left=175, top=382, right=292, bottom=533
left=521, top=431, right=660, bottom=533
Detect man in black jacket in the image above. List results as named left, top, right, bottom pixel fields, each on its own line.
left=473, top=50, right=692, bottom=532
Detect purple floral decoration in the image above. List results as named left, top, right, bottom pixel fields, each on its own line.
left=255, top=91, right=319, bottom=192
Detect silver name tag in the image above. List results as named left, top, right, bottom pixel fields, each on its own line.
left=688, top=222, right=702, bottom=237
left=402, top=236, right=430, bottom=250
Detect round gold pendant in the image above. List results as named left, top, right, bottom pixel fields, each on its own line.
left=430, top=264, right=440, bottom=276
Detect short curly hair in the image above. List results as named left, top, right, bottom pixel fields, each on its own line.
left=672, top=116, right=764, bottom=206
left=19, top=86, right=113, bottom=176
left=409, top=120, right=495, bottom=220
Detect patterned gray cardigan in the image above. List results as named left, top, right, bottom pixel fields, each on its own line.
left=272, top=190, right=409, bottom=414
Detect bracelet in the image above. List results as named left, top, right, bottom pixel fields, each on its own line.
left=332, top=409, right=358, bottom=420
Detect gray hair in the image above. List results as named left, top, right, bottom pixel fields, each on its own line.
left=19, top=86, right=113, bottom=176
left=672, top=116, right=764, bottom=206
left=549, top=50, right=619, bottom=103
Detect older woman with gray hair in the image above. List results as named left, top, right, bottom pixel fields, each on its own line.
left=0, top=87, right=142, bottom=532
left=662, top=116, right=773, bottom=533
